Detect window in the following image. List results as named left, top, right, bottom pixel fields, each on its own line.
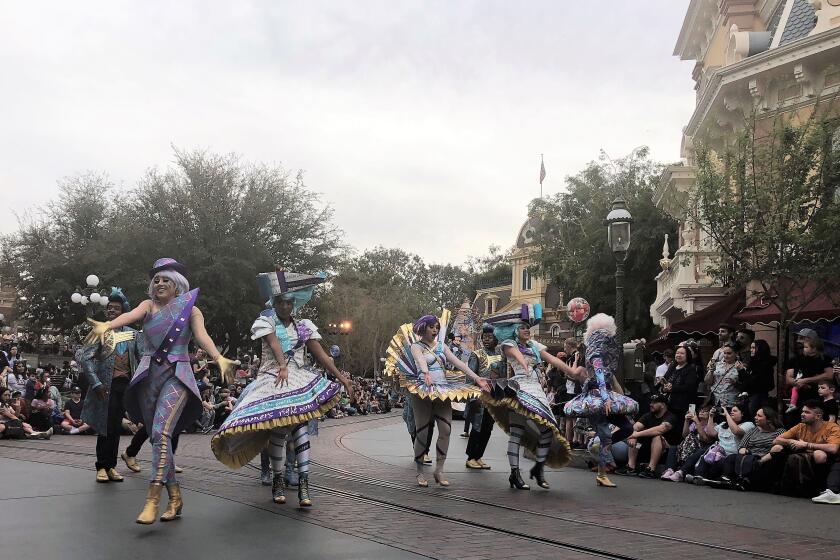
left=521, top=267, right=532, bottom=291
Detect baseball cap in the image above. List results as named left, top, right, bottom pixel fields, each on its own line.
left=70, top=386, right=81, bottom=393
left=795, top=328, right=819, bottom=341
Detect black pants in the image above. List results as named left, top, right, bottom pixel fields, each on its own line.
left=465, top=407, right=494, bottom=460
left=126, top=425, right=179, bottom=457
left=826, top=461, right=840, bottom=493
left=95, top=377, right=128, bottom=470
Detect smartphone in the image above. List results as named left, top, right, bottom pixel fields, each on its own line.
left=688, top=404, right=696, bottom=416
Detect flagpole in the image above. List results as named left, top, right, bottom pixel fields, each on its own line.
left=539, top=154, right=544, bottom=198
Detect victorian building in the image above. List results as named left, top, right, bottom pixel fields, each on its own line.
left=651, top=0, right=840, bottom=330
left=473, top=217, right=571, bottom=351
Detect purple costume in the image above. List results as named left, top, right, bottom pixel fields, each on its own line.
left=125, top=289, right=202, bottom=484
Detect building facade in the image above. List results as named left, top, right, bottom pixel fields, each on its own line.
left=651, top=0, right=840, bottom=329
left=474, top=218, right=572, bottom=350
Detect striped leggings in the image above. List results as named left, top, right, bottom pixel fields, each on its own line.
left=268, top=424, right=310, bottom=475
left=410, top=394, right=451, bottom=474
left=507, top=412, right=552, bottom=469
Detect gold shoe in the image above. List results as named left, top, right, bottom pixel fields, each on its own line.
left=433, top=473, right=450, bottom=487
left=596, top=474, right=617, bottom=488
left=160, top=483, right=183, bottom=521
left=174, top=465, right=184, bottom=474
left=107, top=468, right=124, bottom=482
left=477, top=459, right=491, bottom=470
left=416, top=474, right=429, bottom=488
left=465, top=459, right=482, bottom=469
left=121, top=452, right=141, bottom=473
left=96, top=468, right=109, bottom=483
left=136, top=483, right=163, bottom=524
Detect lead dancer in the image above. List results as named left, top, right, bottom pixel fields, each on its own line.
left=85, top=258, right=237, bottom=524
left=386, top=312, right=490, bottom=487
left=211, top=270, right=353, bottom=507
left=483, top=304, right=571, bottom=490
left=560, top=314, right=638, bottom=488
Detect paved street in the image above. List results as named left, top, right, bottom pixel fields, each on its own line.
left=2, top=412, right=839, bottom=560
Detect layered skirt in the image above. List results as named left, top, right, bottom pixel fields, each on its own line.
left=482, top=374, right=571, bottom=468
left=211, top=363, right=341, bottom=469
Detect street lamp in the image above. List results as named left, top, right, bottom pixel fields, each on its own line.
left=71, top=273, right=108, bottom=318
left=605, top=197, right=633, bottom=344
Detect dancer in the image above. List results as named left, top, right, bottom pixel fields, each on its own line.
left=385, top=312, right=490, bottom=487
left=85, top=258, right=238, bottom=524
left=75, top=288, right=142, bottom=483
left=211, top=270, right=353, bottom=507
left=560, top=313, right=638, bottom=488
left=482, top=304, right=571, bottom=491
left=465, top=324, right=502, bottom=469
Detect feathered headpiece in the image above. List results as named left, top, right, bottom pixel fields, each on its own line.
left=107, top=287, right=131, bottom=312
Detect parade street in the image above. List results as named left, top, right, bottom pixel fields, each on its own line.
left=2, top=412, right=837, bottom=560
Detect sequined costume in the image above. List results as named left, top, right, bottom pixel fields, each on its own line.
left=125, top=289, right=203, bottom=486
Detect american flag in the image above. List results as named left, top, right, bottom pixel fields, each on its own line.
left=539, top=155, right=546, bottom=185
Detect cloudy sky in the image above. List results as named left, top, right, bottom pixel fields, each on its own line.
left=0, top=1, right=694, bottom=265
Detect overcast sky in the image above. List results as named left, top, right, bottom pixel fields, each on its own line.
left=0, top=1, right=694, bottom=265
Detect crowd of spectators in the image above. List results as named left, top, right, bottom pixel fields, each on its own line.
left=542, top=325, right=840, bottom=504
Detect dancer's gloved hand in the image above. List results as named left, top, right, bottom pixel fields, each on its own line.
left=275, top=364, right=289, bottom=388
left=212, top=355, right=240, bottom=386
left=84, top=319, right=112, bottom=346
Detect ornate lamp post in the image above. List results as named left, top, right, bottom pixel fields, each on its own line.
left=605, top=198, right=633, bottom=344
left=70, top=274, right=108, bottom=318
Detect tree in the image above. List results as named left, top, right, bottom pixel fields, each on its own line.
left=1, top=148, right=348, bottom=354
left=527, top=148, right=678, bottom=339
left=691, top=107, right=840, bottom=340
left=316, top=247, right=479, bottom=377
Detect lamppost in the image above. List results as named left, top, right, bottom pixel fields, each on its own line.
left=605, top=198, right=633, bottom=344
left=70, top=274, right=108, bottom=318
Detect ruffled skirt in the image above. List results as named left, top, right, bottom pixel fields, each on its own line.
left=211, top=364, right=341, bottom=469
left=398, top=370, right=481, bottom=403
left=482, top=375, right=571, bottom=468
left=563, top=389, right=639, bottom=418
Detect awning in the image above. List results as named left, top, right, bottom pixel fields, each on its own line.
left=733, top=283, right=840, bottom=326
left=648, top=289, right=745, bottom=349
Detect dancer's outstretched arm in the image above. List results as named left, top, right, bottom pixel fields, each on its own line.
left=306, top=340, right=354, bottom=398
left=441, top=346, right=489, bottom=392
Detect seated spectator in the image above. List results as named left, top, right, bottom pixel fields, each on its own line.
left=716, top=405, right=783, bottom=490
left=212, top=387, right=236, bottom=429
left=769, top=399, right=840, bottom=497
left=23, top=369, right=37, bottom=402
left=197, top=388, right=216, bottom=434
left=817, top=381, right=838, bottom=424
left=28, top=387, right=56, bottom=432
left=61, top=387, right=90, bottom=434
left=0, top=387, right=52, bottom=439
left=617, top=395, right=679, bottom=478
left=6, top=362, right=27, bottom=394
left=662, top=406, right=711, bottom=481
left=671, top=403, right=754, bottom=484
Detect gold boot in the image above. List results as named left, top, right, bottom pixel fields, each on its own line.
left=136, top=483, right=163, bottom=524
left=160, top=483, right=183, bottom=522
left=596, top=468, right=616, bottom=488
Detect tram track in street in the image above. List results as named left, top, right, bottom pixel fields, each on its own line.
left=0, top=436, right=800, bottom=560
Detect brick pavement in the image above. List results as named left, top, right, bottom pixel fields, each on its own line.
left=2, top=414, right=840, bottom=560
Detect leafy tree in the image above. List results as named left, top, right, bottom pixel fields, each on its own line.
left=527, top=148, right=678, bottom=339
left=1, top=149, right=348, bottom=354
left=691, top=107, right=840, bottom=335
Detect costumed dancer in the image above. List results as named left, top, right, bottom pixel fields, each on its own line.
left=211, top=270, right=353, bottom=507
left=75, top=288, right=142, bottom=483
left=85, top=258, right=238, bottom=524
left=385, top=312, right=490, bottom=487
left=482, top=304, right=571, bottom=490
left=560, top=313, right=638, bottom=488
left=465, top=324, right=502, bottom=469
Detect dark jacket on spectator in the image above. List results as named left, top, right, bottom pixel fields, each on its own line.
left=663, top=363, right=698, bottom=414
left=738, top=353, right=775, bottom=395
